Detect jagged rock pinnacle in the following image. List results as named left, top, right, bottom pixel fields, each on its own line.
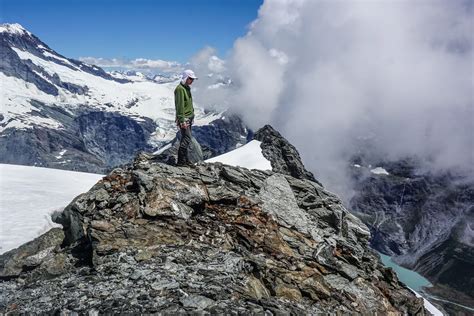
left=254, top=125, right=322, bottom=186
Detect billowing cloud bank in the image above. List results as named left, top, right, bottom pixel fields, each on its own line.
left=193, top=0, right=473, bottom=194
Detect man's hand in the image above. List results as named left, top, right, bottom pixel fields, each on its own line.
left=179, top=121, right=189, bottom=129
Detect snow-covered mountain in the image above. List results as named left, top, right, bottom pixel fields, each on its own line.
left=107, top=70, right=180, bottom=83
left=0, top=23, right=221, bottom=131
left=0, top=23, right=247, bottom=173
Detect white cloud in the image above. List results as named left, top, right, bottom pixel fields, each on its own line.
left=186, top=47, right=232, bottom=110
left=78, top=56, right=182, bottom=73
left=269, top=48, right=289, bottom=65
left=198, top=0, right=474, bottom=195
left=208, top=55, right=226, bottom=73
left=189, top=46, right=226, bottom=74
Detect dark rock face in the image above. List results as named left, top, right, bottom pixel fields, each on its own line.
left=0, top=38, right=59, bottom=96
left=0, top=102, right=156, bottom=173
left=153, top=114, right=251, bottom=165
left=0, top=155, right=426, bottom=314
left=193, top=114, right=252, bottom=156
left=76, top=111, right=156, bottom=169
left=349, top=160, right=474, bottom=303
left=254, top=125, right=321, bottom=185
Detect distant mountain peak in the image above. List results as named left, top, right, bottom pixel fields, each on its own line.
left=0, top=23, right=31, bottom=36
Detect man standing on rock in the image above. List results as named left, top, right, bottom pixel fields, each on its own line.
left=175, top=69, right=197, bottom=166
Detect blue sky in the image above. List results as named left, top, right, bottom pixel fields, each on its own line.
left=0, top=0, right=263, bottom=62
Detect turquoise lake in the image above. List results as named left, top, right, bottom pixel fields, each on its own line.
left=378, top=253, right=432, bottom=291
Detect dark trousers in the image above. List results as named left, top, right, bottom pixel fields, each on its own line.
left=177, top=124, right=192, bottom=165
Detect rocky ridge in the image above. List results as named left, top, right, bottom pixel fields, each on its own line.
left=0, top=128, right=427, bottom=314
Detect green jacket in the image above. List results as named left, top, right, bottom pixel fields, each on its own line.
left=174, top=83, right=194, bottom=123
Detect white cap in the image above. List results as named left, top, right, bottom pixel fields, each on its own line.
left=182, top=69, right=197, bottom=80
